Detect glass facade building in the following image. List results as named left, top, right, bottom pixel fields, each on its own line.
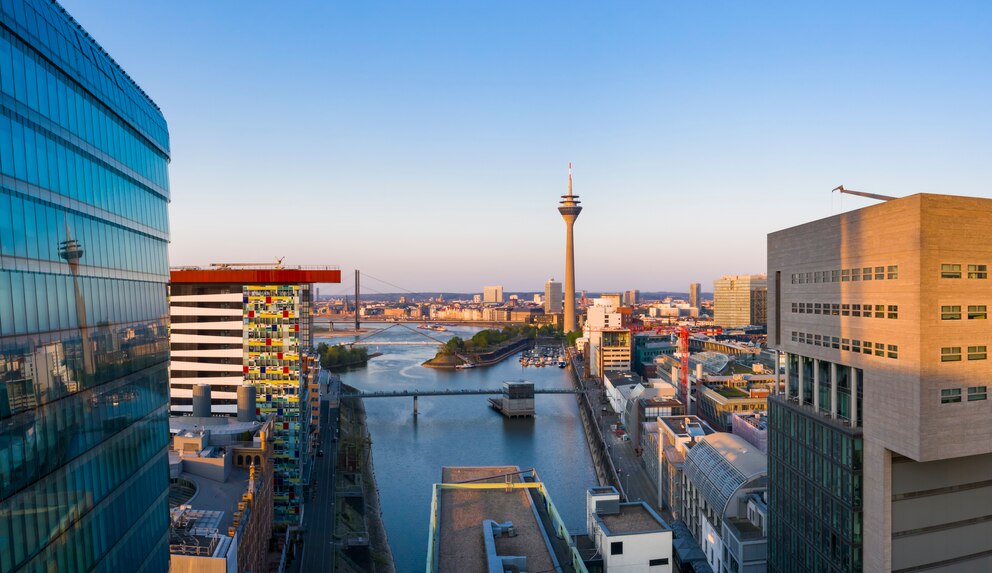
left=767, top=396, right=863, bottom=573
left=0, top=1, right=171, bottom=571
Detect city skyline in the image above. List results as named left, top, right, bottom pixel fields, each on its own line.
left=58, top=0, right=992, bottom=291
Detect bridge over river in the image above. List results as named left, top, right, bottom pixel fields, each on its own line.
left=341, top=387, right=583, bottom=416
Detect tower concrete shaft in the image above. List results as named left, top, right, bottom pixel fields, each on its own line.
left=558, top=164, right=582, bottom=333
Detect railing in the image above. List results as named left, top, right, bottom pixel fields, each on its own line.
left=425, top=472, right=590, bottom=573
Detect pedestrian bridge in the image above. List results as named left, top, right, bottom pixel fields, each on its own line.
left=341, top=388, right=581, bottom=398
left=349, top=341, right=441, bottom=346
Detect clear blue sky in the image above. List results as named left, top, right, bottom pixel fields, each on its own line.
left=61, top=0, right=992, bottom=293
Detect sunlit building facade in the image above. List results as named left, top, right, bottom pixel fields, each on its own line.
left=0, top=1, right=172, bottom=571
left=169, top=266, right=340, bottom=528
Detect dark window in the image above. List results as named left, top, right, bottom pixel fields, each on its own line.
left=968, top=386, right=988, bottom=401
left=967, top=264, right=987, bottom=279
left=887, top=265, right=899, bottom=279
left=941, top=306, right=961, bottom=320
left=941, top=347, right=962, bottom=362
left=941, top=388, right=962, bottom=404
left=941, top=264, right=961, bottom=279
left=649, top=558, right=669, bottom=566
left=611, top=541, right=623, bottom=555
left=968, top=346, right=987, bottom=361
left=968, top=305, right=987, bottom=320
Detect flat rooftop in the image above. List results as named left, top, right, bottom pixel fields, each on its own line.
left=597, top=502, right=669, bottom=536
left=659, top=415, right=714, bottom=438
left=182, top=468, right=249, bottom=535
left=436, top=466, right=556, bottom=573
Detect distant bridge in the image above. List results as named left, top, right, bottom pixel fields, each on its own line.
left=341, top=388, right=581, bottom=399
left=349, top=341, right=441, bottom=346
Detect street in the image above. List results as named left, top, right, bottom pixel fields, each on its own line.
left=299, top=372, right=341, bottom=573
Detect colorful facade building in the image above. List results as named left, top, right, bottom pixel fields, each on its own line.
left=169, top=265, right=340, bottom=528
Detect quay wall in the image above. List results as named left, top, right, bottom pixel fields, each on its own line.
left=567, top=351, right=624, bottom=495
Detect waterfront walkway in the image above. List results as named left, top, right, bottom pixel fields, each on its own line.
left=342, top=388, right=580, bottom=398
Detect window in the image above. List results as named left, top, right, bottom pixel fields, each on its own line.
left=941, top=388, right=962, bottom=404
left=968, top=265, right=987, bottom=279
left=941, top=264, right=962, bottom=279
left=850, top=268, right=860, bottom=281
left=832, top=303, right=840, bottom=316
left=792, top=302, right=798, bottom=313
left=941, top=306, right=962, bottom=320
left=852, top=304, right=861, bottom=317
left=649, top=558, right=670, bottom=566
left=841, top=269, right=850, bottom=282
left=791, top=273, right=798, bottom=284
left=832, top=270, right=840, bottom=282
left=842, top=338, right=850, bottom=351
left=852, top=340, right=861, bottom=352
left=887, top=305, right=898, bottom=319
left=875, top=344, right=885, bottom=357
left=875, top=305, right=884, bottom=318
left=941, top=347, right=962, bottom=362
left=968, top=346, right=987, bottom=361
left=863, top=267, right=872, bottom=281
left=887, top=344, right=898, bottom=359
left=832, top=336, right=840, bottom=349
left=814, top=303, right=822, bottom=315
left=611, top=542, right=623, bottom=555
left=842, top=304, right=850, bottom=316
left=887, top=265, right=899, bottom=279
left=792, top=331, right=798, bottom=342
left=863, top=341, right=873, bottom=355
left=968, top=386, right=988, bottom=401
left=875, top=266, right=885, bottom=280
left=968, top=305, right=986, bottom=320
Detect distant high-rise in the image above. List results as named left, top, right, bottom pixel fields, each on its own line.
left=544, top=278, right=563, bottom=314
left=483, top=285, right=504, bottom=304
left=767, top=194, right=992, bottom=572
left=713, top=274, right=767, bottom=327
left=0, top=2, right=172, bottom=570
left=559, top=163, right=582, bottom=332
left=689, top=282, right=702, bottom=309
left=623, top=289, right=640, bottom=306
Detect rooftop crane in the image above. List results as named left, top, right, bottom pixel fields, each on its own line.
left=831, top=185, right=896, bottom=202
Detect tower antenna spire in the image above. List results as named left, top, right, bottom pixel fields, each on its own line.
left=568, top=162, right=573, bottom=197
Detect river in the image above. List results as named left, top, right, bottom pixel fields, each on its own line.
left=317, top=323, right=598, bottom=572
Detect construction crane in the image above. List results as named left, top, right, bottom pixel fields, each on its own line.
left=678, top=325, right=691, bottom=412
left=831, top=185, right=896, bottom=202
left=209, top=257, right=286, bottom=270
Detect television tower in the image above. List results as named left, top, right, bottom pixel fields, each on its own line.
left=59, top=222, right=94, bottom=375
left=559, top=163, right=582, bottom=333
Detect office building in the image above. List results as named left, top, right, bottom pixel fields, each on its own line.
left=169, top=264, right=340, bottom=528
left=586, top=486, right=673, bottom=572
left=682, top=433, right=768, bottom=573
left=689, top=282, right=702, bottom=310
left=0, top=2, right=172, bottom=570
left=653, top=416, right=715, bottom=519
left=482, top=285, right=503, bottom=304
left=559, top=163, right=582, bottom=332
left=713, top=274, right=767, bottom=327
left=623, top=289, right=640, bottom=306
left=544, top=278, right=563, bottom=314
left=767, top=194, right=992, bottom=572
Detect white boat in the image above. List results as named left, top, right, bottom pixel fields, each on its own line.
left=455, top=363, right=475, bottom=369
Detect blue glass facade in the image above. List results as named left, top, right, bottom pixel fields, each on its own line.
left=0, top=1, right=171, bottom=572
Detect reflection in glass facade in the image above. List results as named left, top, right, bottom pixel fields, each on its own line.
left=767, top=396, right=864, bottom=573
left=0, top=1, right=171, bottom=571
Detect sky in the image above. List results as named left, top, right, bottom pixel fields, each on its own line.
left=61, top=1, right=992, bottom=294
